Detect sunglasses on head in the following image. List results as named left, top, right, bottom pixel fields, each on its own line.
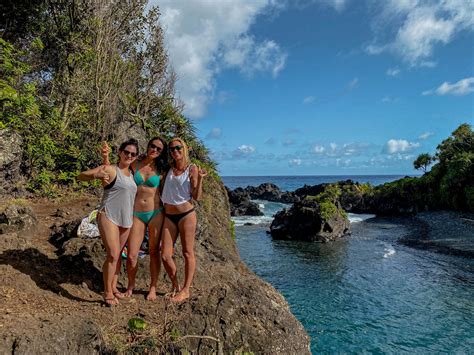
left=149, top=143, right=163, bottom=152
left=122, top=150, right=137, bottom=157
left=169, top=145, right=183, bottom=152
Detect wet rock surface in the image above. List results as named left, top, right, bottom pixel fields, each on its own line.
left=226, top=187, right=263, bottom=216
left=400, top=211, right=474, bottom=258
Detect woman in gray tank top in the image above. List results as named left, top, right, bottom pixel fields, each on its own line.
left=78, top=139, right=138, bottom=306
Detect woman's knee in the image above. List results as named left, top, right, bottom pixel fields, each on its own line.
left=106, top=251, right=121, bottom=264
left=183, top=250, right=195, bottom=262
left=126, top=252, right=138, bottom=265
left=161, top=250, right=173, bottom=264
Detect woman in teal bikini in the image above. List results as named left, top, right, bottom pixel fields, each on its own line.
left=103, top=136, right=168, bottom=300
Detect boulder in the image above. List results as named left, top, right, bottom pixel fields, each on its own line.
left=270, top=199, right=350, bottom=242
left=226, top=187, right=263, bottom=216
left=0, top=205, right=37, bottom=234
left=0, top=129, right=27, bottom=196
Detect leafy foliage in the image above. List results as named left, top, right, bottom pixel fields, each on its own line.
left=413, top=153, right=434, bottom=173
left=1, top=1, right=216, bottom=195
left=375, top=123, right=474, bottom=212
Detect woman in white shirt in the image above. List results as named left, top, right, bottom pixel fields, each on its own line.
left=161, top=138, right=207, bottom=302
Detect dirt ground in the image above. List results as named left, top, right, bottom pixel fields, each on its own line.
left=0, top=195, right=192, bottom=353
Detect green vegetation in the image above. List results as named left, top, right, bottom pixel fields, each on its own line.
left=128, top=317, right=147, bottom=332
left=413, top=153, right=435, bottom=173
left=230, top=220, right=236, bottom=240
left=305, top=184, right=346, bottom=220
left=1, top=0, right=216, bottom=196
left=375, top=123, right=474, bottom=212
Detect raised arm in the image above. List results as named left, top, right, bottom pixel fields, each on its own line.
left=190, top=164, right=207, bottom=201
left=77, top=165, right=114, bottom=186
left=101, top=141, right=111, bottom=166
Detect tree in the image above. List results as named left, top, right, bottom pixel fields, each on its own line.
left=413, top=153, right=434, bottom=173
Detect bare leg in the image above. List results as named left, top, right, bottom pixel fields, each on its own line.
left=171, top=212, right=197, bottom=303
left=98, top=212, right=122, bottom=306
left=125, top=216, right=146, bottom=297
left=161, top=217, right=179, bottom=294
left=146, top=212, right=164, bottom=300
left=111, top=227, right=130, bottom=298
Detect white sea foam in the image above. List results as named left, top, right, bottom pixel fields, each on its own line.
left=233, top=202, right=376, bottom=227
left=348, top=213, right=376, bottom=223
left=383, top=244, right=396, bottom=258
left=232, top=215, right=274, bottom=226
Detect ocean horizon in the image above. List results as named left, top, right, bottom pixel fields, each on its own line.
left=222, top=174, right=417, bottom=191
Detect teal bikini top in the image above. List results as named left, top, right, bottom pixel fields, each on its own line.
left=134, top=162, right=160, bottom=188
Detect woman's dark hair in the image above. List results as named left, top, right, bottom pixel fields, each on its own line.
left=148, top=136, right=169, bottom=174
left=119, top=138, right=139, bottom=153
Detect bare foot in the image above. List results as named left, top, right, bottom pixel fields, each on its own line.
left=103, top=294, right=119, bottom=307
left=124, top=288, right=133, bottom=297
left=171, top=279, right=180, bottom=294
left=171, top=289, right=189, bottom=303
left=113, top=290, right=125, bottom=299
left=146, top=287, right=157, bottom=301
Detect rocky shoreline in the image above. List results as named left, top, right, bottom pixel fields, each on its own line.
left=227, top=182, right=474, bottom=257
left=399, top=211, right=474, bottom=258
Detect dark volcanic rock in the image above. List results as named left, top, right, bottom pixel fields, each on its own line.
left=226, top=187, right=263, bottom=216
left=52, top=177, right=310, bottom=353
left=0, top=205, right=37, bottom=234
left=270, top=199, right=350, bottom=242
left=247, top=183, right=299, bottom=203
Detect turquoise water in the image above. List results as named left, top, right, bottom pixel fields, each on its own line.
left=236, top=220, right=474, bottom=353
left=226, top=176, right=474, bottom=353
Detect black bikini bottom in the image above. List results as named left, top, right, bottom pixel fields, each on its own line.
left=165, top=208, right=195, bottom=227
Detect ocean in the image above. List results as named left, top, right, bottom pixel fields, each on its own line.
left=222, top=175, right=474, bottom=354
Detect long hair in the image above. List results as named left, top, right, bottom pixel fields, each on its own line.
left=168, top=137, right=190, bottom=168
left=147, top=136, right=169, bottom=174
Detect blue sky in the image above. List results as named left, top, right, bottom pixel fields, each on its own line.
left=156, top=0, right=473, bottom=176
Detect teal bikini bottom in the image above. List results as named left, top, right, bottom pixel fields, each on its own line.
left=133, top=208, right=163, bottom=225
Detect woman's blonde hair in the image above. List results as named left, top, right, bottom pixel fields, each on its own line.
left=169, top=137, right=190, bottom=167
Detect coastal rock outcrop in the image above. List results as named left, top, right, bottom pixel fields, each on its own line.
left=226, top=187, right=263, bottom=216
left=50, top=177, right=310, bottom=353
left=246, top=183, right=299, bottom=203
left=270, top=198, right=350, bottom=242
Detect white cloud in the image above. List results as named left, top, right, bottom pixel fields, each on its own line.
left=330, top=142, right=338, bottom=151
left=418, top=132, right=434, bottom=140
left=206, top=127, right=222, bottom=139
left=382, top=96, right=400, bottom=103
left=384, top=139, right=420, bottom=154
left=312, top=145, right=325, bottom=154
left=238, top=144, right=256, bottom=153
left=288, top=158, right=302, bottom=167
left=156, top=0, right=287, bottom=118
left=423, top=77, right=474, bottom=96
left=386, top=67, right=401, bottom=77
left=303, top=96, right=316, bottom=104
left=282, top=139, right=294, bottom=146
left=367, top=1, right=474, bottom=65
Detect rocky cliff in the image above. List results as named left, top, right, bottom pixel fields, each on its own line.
left=0, top=176, right=310, bottom=353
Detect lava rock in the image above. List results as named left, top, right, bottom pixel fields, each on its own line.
left=270, top=199, right=350, bottom=242
left=0, top=205, right=37, bottom=234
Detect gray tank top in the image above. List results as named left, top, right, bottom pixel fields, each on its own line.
left=99, top=166, right=137, bottom=228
